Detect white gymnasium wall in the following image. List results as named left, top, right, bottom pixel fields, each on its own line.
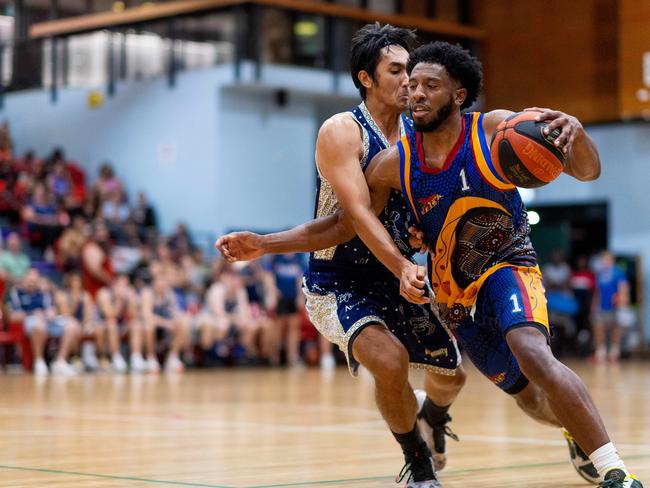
left=215, top=86, right=318, bottom=232
left=2, top=64, right=357, bottom=241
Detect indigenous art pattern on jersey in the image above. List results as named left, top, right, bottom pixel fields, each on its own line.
left=398, top=112, right=539, bottom=327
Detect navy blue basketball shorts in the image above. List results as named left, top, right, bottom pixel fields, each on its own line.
left=449, top=266, right=550, bottom=394
left=303, top=267, right=460, bottom=377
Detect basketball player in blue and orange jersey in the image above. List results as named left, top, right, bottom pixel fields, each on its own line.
left=219, top=41, right=644, bottom=487
left=218, top=23, right=466, bottom=488
left=349, top=43, right=641, bottom=488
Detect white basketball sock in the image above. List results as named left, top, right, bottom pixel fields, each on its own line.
left=590, top=442, right=627, bottom=479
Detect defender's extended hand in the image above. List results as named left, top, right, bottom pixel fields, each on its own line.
left=400, top=263, right=430, bottom=305
left=215, top=232, right=264, bottom=263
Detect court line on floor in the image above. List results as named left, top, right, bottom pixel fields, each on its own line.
left=1, top=407, right=649, bottom=451
left=246, top=453, right=650, bottom=487
left=2, top=453, right=648, bottom=488
left=0, top=464, right=235, bottom=488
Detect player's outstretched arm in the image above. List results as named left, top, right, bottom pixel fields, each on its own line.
left=215, top=213, right=354, bottom=263
left=524, top=107, right=601, bottom=181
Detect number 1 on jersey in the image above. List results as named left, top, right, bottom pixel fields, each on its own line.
left=510, top=293, right=523, bottom=313
left=460, top=168, right=470, bottom=191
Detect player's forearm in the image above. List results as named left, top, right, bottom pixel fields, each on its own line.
left=349, top=207, right=411, bottom=278
left=564, top=129, right=601, bottom=181
left=261, top=214, right=353, bottom=254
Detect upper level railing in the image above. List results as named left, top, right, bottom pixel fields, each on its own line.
left=1, top=0, right=484, bottom=106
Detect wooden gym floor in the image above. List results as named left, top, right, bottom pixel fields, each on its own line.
left=1, top=359, right=649, bottom=488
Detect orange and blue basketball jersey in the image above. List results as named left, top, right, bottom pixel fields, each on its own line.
left=398, top=112, right=549, bottom=394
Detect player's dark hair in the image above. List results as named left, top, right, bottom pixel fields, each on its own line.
left=407, top=42, right=482, bottom=110
left=350, top=23, right=416, bottom=100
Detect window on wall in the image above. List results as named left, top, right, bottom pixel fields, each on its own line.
left=260, top=9, right=327, bottom=69
left=261, top=9, right=293, bottom=65
left=41, top=12, right=236, bottom=88
left=293, top=15, right=326, bottom=68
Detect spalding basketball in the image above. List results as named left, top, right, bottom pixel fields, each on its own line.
left=490, top=111, right=566, bottom=188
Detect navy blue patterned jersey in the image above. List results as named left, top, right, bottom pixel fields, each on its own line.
left=398, top=112, right=538, bottom=322
left=309, top=102, right=415, bottom=275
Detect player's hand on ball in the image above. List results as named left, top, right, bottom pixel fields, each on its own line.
left=408, top=226, right=430, bottom=255
left=400, top=263, right=430, bottom=305
left=524, top=107, right=582, bottom=155
left=215, top=232, right=264, bottom=262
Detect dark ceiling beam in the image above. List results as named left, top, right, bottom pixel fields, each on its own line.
left=29, top=0, right=484, bottom=40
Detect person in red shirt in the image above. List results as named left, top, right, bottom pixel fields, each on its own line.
left=81, top=220, right=114, bottom=299
left=570, top=255, right=598, bottom=354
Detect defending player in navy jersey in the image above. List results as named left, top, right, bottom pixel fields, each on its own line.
left=218, top=25, right=464, bottom=488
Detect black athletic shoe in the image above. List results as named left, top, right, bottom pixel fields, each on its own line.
left=562, top=429, right=600, bottom=484
left=599, top=469, right=643, bottom=488
left=415, top=389, right=459, bottom=471
left=395, top=443, right=441, bottom=488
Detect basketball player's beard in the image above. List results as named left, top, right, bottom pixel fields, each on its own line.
left=412, top=95, right=454, bottom=133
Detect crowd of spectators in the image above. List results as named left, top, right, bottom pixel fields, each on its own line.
left=0, top=124, right=333, bottom=376
left=542, top=249, right=635, bottom=362
left=0, top=120, right=639, bottom=375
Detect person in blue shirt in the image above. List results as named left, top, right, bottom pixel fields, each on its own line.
left=9, top=268, right=80, bottom=376
left=593, top=251, right=629, bottom=363
left=270, top=253, right=305, bottom=367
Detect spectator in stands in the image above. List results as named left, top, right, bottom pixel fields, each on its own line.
left=140, top=274, right=189, bottom=373
left=182, top=248, right=210, bottom=298
left=55, top=272, right=97, bottom=371
left=80, top=195, right=97, bottom=221
left=270, top=253, right=305, bottom=367
left=46, top=147, right=66, bottom=167
left=57, top=215, right=89, bottom=272
left=81, top=220, right=114, bottom=299
left=570, top=255, right=598, bottom=354
left=0, top=232, right=31, bottom=285
left=543, top=250, right=578, bottom=356
left=47, top=160, right=72, bottom=203
left=197, top=264, right=259, bottom=364
left=130, top=243, right=155, bottom=291
left=0, top=166, right=21, bottom=226
left=131, top=191, right=157, bottom=239
left=96, top=273, right=146, bottom=373
left=0, top=122, right=12, bottom=162
left=151, top=241, right=190, bottom=309
left=593, top=251, right=629, bottom=363
left=0, top=158, right=12, bottom=184
left=22, top=183, right=68, bottom=252
left=168, top=222, right=194, bottom=256
left=111, top=220, right=143, bottom=276
left=542, top=249, right=572, bottom=292
left=241, top=260, right=278, bottom=364
left=8, top=268, right=80, bottom=376
left=12, top=150, right=39, bottom=174
left=93, top=163, right=123, bottom=204
left=101, top=188, right=130, bottom=236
